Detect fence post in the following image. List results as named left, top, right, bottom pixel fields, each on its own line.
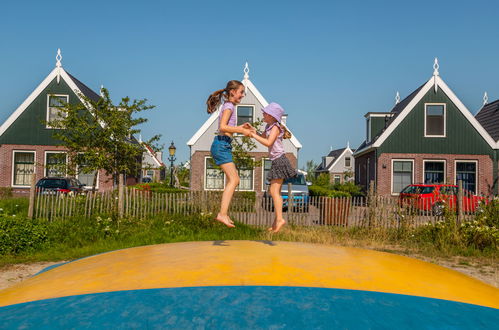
left=118, top=173, right=124, bottom=218
left=287, top=182, right=293, bottom=215
left=28, top=173, right=36, bottom=219
left=457, top=179, right=463, bottom=225
left=367, top=180, right=375, bottom=227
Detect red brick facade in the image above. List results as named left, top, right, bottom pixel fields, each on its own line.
left=190, top=150, right=297, bottom=194
left=0, top=144, right=118, bottom=195
left=376, top=153, right=494, bottom=196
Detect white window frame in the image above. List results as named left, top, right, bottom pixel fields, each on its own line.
left=424, top=103, right=446, bottom=138
left=422, top=159, right=446, bottom=184
left=454, top=160, right=478, bottom=194
left=391, top=159, right=414, bottom=196
left=345, top=157, right=351, bottom=167
left=204, top=156, right=225, bottom=191
left=334, top=174, right=341, bottom=183
left=236, top=157, right=255, bottom=192
left=236, top=104, right=254, bottom=125
left=261, top=157, right=271, bottom=192
left=76, top=153, right=99, bottom=190
left=44, top=151, right=67, bottom=177
left=11, top=150, right=36, bottom=188
left=46, top=94, right=69, bottom=129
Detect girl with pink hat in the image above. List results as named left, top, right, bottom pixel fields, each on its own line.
left=250, top=102, right=297, bottom=233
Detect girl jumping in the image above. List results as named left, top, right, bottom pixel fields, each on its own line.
left=250, top=102, right=297, bottom=233
left=206, top=80, right=252, bottom=228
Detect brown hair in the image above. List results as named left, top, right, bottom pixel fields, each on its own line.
left=281, top=124, right=292, bottom=139
left=206, top=80, right=244, bottom=114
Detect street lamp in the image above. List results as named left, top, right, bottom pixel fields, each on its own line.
left=168, top=141, right=176, bottom=187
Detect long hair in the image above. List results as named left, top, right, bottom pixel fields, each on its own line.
left=281, top=124, right=292, bottom=139
left=206, top=80, right=243, bottom=114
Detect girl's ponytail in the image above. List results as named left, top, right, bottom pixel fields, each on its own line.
left=282, top=124, right=292, bottom=139
left=206, top=80, right=244, bottom=114
left=206, top=89, right=225, bottom=114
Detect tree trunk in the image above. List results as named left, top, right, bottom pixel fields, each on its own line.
left=92, top=171, right=98, bottom=193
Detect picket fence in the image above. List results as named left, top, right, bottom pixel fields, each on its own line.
left=32, top=188, right=479, bottom=228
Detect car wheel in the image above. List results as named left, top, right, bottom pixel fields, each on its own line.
left=432, top=202, right=445, bottom=216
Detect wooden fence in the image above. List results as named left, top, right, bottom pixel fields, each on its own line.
left=32, top=188, right=481, bottom=228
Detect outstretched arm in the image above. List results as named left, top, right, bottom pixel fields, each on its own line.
left=251, top=126, right=279, bottom=147
left=219, top=109, right=250, bottom=135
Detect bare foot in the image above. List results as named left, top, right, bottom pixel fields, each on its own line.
left=268, top=218, right=277, bottom=232
left=215, top=214, right=235, bottom=228
left=272, top=219, right=286, bottom=233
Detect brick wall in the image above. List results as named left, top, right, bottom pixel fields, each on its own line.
left=190, top=150, right=297, bottom=194
left=0, top=144, right=119, bottom=194
left=377, top=153, right=494, bottom=196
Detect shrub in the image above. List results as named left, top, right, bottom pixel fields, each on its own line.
left=0, top=215, right=49, bottom=255
left=330, top=182, right=364, bottom=197
left=309, top=185, right=351, bottom=198
left=0, top=187, right=13, bottom=199
left=460, top=221, right=498, bottom=251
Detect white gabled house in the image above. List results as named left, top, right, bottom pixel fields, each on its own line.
left=187, top=63, right=302, bottom=194
left=315, top=144, right=355, bottom=184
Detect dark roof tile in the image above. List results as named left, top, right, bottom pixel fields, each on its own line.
left=475, top=99, right=499, bottom=141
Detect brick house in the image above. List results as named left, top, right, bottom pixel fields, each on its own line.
left=140, top=138, right=164, bottom=182
left=187, top=63, right=302, bottom=194
left=0, top=50, right=140, bottom=195
left=315, top=145, right=355, bottom=184
left=353, top=59, right=497, bottom=196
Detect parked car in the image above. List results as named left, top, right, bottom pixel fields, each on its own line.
left=262, top=173, right=310, bottom=212
left=36, top=177, right=85, bottom=195
left=142, top=176, right=153, bottom=183
left=398, top=184, right=484, bottom=215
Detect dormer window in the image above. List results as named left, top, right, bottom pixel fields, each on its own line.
left=47, top=94, right=68, bottom=128
left=425, top=104, right=446, bottom=137
left=236, top=105, right=254, bottom=125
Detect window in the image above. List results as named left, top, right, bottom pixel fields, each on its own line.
left=205, top=157, right=224, bottom=190
left=146, top=170, right=154, bottom=177
left=238, top=164, right=254, bottom=191
left=425, top=104, right=445, bottom=137
left=13, top=151, right=35, bottom=186
left=236, top=105, right=254, bottom=126
left=262, top=158, right=272, bottom=191
left=334, top=175, right=341, bottom=184
left=424, top=161, right=445, bottom=184
left=456, top=161, right=477, bottom=194
left=47, top=95, right=69, bottom=127
left=366, top=118, right=371, bottom=142
left=76, top=154, right=98, bottom=188
left=45, top=152, right=66, bottom=177
left=345, top=157, right=351, bottom=167
left=392, top=160, right=413, bottom=194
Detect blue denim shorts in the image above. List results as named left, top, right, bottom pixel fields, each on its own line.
left=210, top=136, right=233, bottom=165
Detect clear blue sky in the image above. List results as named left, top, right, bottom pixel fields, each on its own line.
left=1, top=1, right=498, bottom=168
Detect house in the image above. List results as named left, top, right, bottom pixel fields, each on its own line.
left=0, top=50, right=140, bottom=194
left=315, top=145, right=355, bottom=184
left=139, top=137, right=164, bottom=182
left=187, top=63, right=303, bottom=193
left=353, top=59, right=497, bottom=196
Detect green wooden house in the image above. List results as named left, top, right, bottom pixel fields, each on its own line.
left=0, top=50, right=138, bottom=194
left=353, top=59, right=497, bottom=196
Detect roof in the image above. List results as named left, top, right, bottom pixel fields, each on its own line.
left=187, top=65, right=302, bottom=150
left=354, top=73, right=497, bottom=156
left=475, top=99, right=499, bottom=142
left=143, top=143, right=164, bottom=167
left=66, top=72, right=101, bottom=102
left=315, top=147, right=354, bottom=172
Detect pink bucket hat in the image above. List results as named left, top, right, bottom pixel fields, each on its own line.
left=261, top=103, right=284, bottom=123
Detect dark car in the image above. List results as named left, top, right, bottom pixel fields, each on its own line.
left=36, top=177, right=85, bottom=195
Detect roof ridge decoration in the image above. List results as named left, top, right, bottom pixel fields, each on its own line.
left=243, top=62, right=250, bottom=81
left=395, top=91, right=400, bottom=105
left=56, top=48, right=62, bottom=84
left=433, top=57, right=439, bottom=93
left=483, top=92, right=488, bottom=106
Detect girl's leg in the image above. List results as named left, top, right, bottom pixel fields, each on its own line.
left=215, top=162, right=240, bottom=227
left=269, top=179, right=286, bottom=232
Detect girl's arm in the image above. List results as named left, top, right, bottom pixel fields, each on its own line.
left=219, top=109, right=250, bottom=135
left=251, top=126, right=280, bottom=147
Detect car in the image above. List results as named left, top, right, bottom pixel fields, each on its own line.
left=142, top=176, right=153, bottom=183
left=36, top=177, right=85, bottom=195
left=398, top=184, right=484, bottom=216
left=262, top=173, right=311, bottom=212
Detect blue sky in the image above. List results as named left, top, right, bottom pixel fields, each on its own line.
left=0, top=0, right=498, bottom=168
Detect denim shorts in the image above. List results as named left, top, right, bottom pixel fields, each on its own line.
left=210, top=135, right=233, bottom=165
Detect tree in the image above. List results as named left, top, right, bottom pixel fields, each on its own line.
left=303, top=159, right=318, bottom=182
left=49, top=88, right=159, bottom=199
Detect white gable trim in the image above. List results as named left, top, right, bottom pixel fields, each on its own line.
left=326, top=147, right=353, bottom=171
left=0, top=67, right=98, bottom=137
left=143, top=143, right=163, bottom=167
left=187, top=77, right=303, bottom=149
left=373, top=76, right=496, bottom=149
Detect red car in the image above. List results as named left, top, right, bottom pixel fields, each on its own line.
left=398, top=184, right=484, bottom=215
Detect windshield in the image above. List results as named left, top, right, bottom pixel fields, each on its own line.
left=37, top=179, right=68, bottom=189
left=284, top=175, right=306, bottom=186
left=400, top=185, right=435, bottom=194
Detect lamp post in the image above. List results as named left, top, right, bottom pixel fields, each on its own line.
left=168, top=141, right=176, bottom=187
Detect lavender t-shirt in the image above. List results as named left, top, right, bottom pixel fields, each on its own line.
left=218, top=102, right=237, bottom=132
left=265, top=122, right=285, bottom=161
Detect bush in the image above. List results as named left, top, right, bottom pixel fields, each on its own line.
left=0, top=198, right=29, bottom=216
left=133, top=183, right=186, bottom=193
left=460, top=221, right=498, bottom=251
left=309, top=185, right=351, bottom=198
left=0, top=215, right=49, bottom=255
left=0, top=187, right=13, bottom=199
left=330, top=182, right=364, bottom=197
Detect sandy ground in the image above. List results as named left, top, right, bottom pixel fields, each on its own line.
left=0, top=256, right=497, bottom=291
